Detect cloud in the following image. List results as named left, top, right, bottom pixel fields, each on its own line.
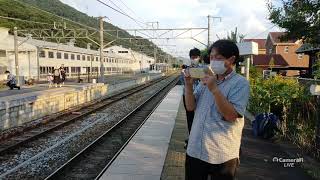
left=59, top=0, right=280, bottom=58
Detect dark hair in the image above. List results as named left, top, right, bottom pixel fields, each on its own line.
left=181, top=64, right=188, bottom=69
left=189, top=48, right=201, bottom=58
left=5, top=70, right=10, bottom=74
left=202, top=53, right=210, bottom=64
left=209, top=40, right=239, bottom=64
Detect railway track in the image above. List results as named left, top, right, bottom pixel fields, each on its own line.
left=45, top=76, right=179, bottom=180
left=0, top=75, right=172, bottom=157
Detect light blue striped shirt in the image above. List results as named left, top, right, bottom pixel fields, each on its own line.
left=186, top=71, right=250, bottom=164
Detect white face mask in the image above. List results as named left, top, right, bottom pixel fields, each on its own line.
left=210, top=60, right=227, bottom=75
left=191, top=58, right=199, bottom=66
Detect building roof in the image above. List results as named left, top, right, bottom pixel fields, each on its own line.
left=269, top=32, right=297, bottom=44
left=243, top=39, right=266, bottom=49
left=296, top=43, right=320, bottom=53
left=19, top=38, right=100, bottom=55
left=253, top=54, right=289, bottom=67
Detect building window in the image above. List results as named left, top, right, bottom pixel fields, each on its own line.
left=96, top=57, right=99, bottom=61
left=64, top=53, right=69, bottom=59
left=284, top=46, right=289, bottom=53
left=77, top=54, right=80, bottom=60
left=298, top=53, right=303, bottom=60
left=82, top=55, right=86, bottom=61
left=39, top=51, right=46, bottom=58
left=64, top=67, right=69, bottom=74
left=0, top=50, right=6, bottom=57
left=48, top=51, right=54, bottom=58
left=118, top=51, right=129, bottom=53
left=71, top=54, right=75, bottom=60
left=87, top=56, right=91, bottom=61
left=71, top=67, right=76, bottom=73
left=57, top=52, right=62, bottom=59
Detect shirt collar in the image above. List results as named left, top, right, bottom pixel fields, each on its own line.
left=217, top=70, right=236, bottom=84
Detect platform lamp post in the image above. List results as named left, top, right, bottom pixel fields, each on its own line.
left=13, top=27, right=20, bottom=85
left=236, top=42, right=258, bottom=81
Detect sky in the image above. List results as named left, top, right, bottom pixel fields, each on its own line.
left=60, top=0, right=282, bottom=58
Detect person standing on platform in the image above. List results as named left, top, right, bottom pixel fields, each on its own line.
left=4, top=71, right=20, bottom=90
left=183, top=40, right=250, bottom=180
left=179, top=48, right=202, bottom=148
left=53, top=67, right=62, bottom=88
left=59, top=64, right=66, bottom=86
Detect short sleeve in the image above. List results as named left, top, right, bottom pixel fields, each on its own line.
left=228, top=78, right=250, bottom=117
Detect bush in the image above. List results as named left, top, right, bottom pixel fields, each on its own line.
left=249, top=75, right=318, bottom=156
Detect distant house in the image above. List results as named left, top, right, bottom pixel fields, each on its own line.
left=243, top=39, right=266, bottom=55
left=252, top=54, right=289, bottom=69
left=296, top=44, right=320, bottom=78
left=264, top=32, right=309, bottom=76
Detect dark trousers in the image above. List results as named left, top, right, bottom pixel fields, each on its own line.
left=182, top=95, right=194, bottom=133
left=185, top=154, right=239, bottom=180
left=6, top=82, right=19, bottom=90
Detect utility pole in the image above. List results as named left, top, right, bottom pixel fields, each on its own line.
left=147, top=21, right=159, bottom=69
left=246, top=56, right=251, bottom=80
left=207, top=15, right=222, bottom=48
left=207, top=15, right=210, bottom=48
left=14, top=27, right=20, bottom=85
left=99, top=16, right=106, bottom=83
left=36, top=48, right=40, bottom=81
left=154, top=47, right=157, bottom=69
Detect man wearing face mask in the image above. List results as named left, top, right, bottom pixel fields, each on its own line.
left=180, top=48, right=201, bottom=135
left=183, top=40, right=250, bottom=180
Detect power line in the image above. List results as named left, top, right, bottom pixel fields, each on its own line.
left=12, top=0, right=99, bottom=31
left=0, top=15, right=52, bottom=25
left=96, top=0, right=154, bottom=39
left=12, top=0, right=161, bottom=56
left=106, top=0, right=127, bottom=17
left=115, top=0, right=146, bottom=25
left=248, top=24, right=276, bottom=39
left=96, top=0, right=145, bottom=26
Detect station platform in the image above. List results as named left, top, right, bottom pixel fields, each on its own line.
left=0, top=73, right=161, bottom=98
left=99, top=86, right=183, bottom=180
left=99, top=85, right=314, bottom=180
left=0, top=73, right=163, bottom=131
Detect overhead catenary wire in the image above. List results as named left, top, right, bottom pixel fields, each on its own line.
left=96, top=0, right=158, bottom=45
left=11, top=0, right=163, bottom=58
left=96, top=0, right=146, bottom=27
left=115, top=0, right=147, bottom=25
left=248, top=24, right=276, bottom=39
left=12, top=0, right=99, bottom=31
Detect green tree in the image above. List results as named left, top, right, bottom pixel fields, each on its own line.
left=267, top=0, right=320, bottom=44
left=226, top=27, right=245, bottom=43
left=313, top=52, right=320, bottom=78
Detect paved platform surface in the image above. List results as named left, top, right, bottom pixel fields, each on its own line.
left=99, top=86, right=183, bottom=180
left=161, top=104, right=314, bottom=180
left=0, top=73, right=160, bottom=98
left=160, top=100, right=187, bottom=180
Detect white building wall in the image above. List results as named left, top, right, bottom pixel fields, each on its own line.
left=0, top=28, right=158, bottom=81
left=6, top=51, right=38, bottom=79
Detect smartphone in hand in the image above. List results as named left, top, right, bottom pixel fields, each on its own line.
left=189, top=68, right=206, bottom=79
